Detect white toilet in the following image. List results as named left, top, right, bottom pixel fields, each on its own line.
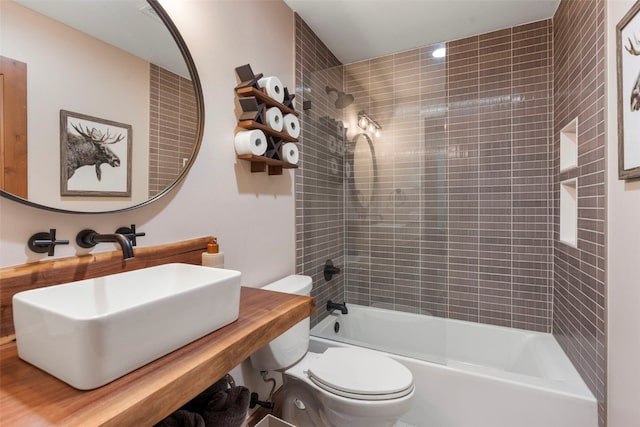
left=251, top=275, right=414, bottom=427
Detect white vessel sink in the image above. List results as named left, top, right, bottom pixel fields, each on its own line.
left=13, top=263, right=241, bottom=390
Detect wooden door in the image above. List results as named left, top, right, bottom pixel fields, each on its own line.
left=0, top=56, right=28, bottom=198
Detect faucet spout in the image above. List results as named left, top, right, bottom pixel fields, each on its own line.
left=327, top=300, right=348, bottom=315
left=76, top=229, right=134, bottom=259
left=93, top=233, right=134, bottom=259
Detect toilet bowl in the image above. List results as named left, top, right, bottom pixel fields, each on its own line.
left=282, top=349, right=414, bottom=427
left=250, top=275, right=414, bottom=427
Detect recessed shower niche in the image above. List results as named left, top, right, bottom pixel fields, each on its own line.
left=560, top=178, right=578, bottom=247
left=559, top=117, right=578, bottom=247
left=560, top=118, right=578, bottom=172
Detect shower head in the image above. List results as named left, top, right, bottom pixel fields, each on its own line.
left=325, top=86, right=354, bottom=109
left=335, top=91, right=354, bottom=109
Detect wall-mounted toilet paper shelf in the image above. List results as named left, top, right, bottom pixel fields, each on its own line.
left=236, top=118, right=300, bottom=174
left=234, top=64, right=300, bottom=175
left=235, top=64, right=300, bottom=175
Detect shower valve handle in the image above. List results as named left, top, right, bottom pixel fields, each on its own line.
left=324, top=259, right=341, bottom=281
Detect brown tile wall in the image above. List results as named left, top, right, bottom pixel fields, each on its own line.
left=343, top=21, right=554, bottom=332
left=149, top=64, right=198, bottom=197
left=294, top=15, right=345, bottom=326
left=553, top=0, right=607, bottom=425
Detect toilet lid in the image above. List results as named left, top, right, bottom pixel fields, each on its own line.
left=307, top=348, right=413, bottom=400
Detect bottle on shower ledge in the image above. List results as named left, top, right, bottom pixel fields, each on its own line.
left=202, top=237, right=224, bottom=268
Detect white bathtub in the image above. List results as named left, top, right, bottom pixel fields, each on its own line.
left=310, top=304, right=597, bottom=427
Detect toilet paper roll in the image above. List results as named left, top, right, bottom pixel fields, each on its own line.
left=265, top=107, right=283, bottom=132
left=234, top=129, right=267, bottom=156
left=283, top=114, right=301, bottom=138
left=258, top=76, right=284, bottom=103
left=282, top=142, right=299, bottom=165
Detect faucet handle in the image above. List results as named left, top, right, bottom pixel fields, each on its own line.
left=28, top=228, right=69, bottom=256
left=115, top=224, right=146, bottom=246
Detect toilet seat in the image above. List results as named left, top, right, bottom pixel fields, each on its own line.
left=306, top=348, right=414, bottom=401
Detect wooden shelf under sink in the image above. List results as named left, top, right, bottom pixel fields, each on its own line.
left=0, top=287, right=315, bottom=427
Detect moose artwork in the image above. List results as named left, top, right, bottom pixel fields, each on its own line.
left=617, top=1, right=640, bottom=180
left=60, top=110, right=132, bottom=196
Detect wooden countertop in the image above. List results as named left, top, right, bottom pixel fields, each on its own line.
left=0, top=287, right=315, bottom=427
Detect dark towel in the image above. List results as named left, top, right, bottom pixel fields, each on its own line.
left=154, top=409, right=205, bottom=427
left=156, top=378, right=248, bottom=427
left=181, top=376, right=231, bottom=414
left=201, top=386, right=250, bottom=427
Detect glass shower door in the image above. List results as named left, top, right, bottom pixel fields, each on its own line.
left=303, top=56, right=450, bottom=366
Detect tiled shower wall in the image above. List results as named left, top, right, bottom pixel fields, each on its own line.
left=343, top=21, right=554, bottom=332
left=294, top=15, right=346, bottom=326
left=553, top=0, right=607, bottom=424
left=149, top=64, right=197, bottom=197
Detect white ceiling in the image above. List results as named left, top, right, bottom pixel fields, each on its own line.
left=283, top=0, right=560, bottom=64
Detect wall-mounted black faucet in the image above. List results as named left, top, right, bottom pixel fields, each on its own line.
left=324, top=259, right=341, bottom=281
left=27, top=229, right=69, bottom=256
left=76, top=229, right=134, bottom=259
left=327, top=300, right=348, bottom=314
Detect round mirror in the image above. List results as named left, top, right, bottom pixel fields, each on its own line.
left=0, top=0, right=204, bottom=213
left=350, top=133, right=376, bottom=209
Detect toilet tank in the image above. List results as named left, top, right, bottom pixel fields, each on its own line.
left=250, top=275, right=312, bottom=371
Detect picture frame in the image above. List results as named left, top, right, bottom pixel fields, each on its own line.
left=617, top=0, right=640, bottom=180
left=60, top=110, right=132, bottom=196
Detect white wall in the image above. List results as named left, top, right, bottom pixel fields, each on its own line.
left=0, top=0, right=296, bottom=286
left=1, top=1, right=150, bottom=210
left=607, top=1, right=640, bottom=425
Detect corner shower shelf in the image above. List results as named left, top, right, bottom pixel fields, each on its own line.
left=237, top=154, right=298, bottom=175
left=235, top=86, right=298, bottom=116
left=237, top=120, right=299, bottom=142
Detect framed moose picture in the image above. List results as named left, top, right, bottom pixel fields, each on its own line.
left=60, top=110, right=132, bottom=196
left=617, top=1, right=640, bottom=180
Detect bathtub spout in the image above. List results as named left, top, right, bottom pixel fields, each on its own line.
left=327, top=300, right=348, bottom=314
